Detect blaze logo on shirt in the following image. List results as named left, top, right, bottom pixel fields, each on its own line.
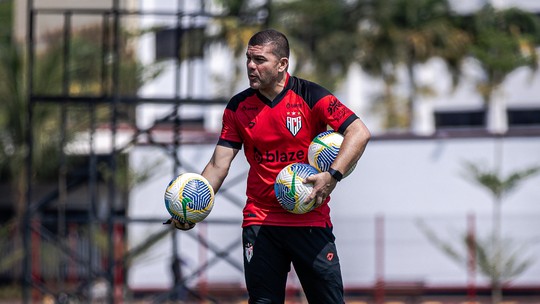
left=253, top=147, right=305, bottom=164
left=286, top=112, right=302, bottom=136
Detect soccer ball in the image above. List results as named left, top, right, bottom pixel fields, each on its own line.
left=274, top=163, right=319, bottom=214
left=308, top=130, right=356, bottom=177
left=164, top=173, right=215, bottom=224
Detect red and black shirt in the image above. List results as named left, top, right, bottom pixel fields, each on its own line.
left=218, top=73, right=358, bottom=227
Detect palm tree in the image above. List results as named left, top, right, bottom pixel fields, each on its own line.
left=0, top=0, right=11, bottom=45
left=216, top=0, right=470, bottom=131
left=205, top=0, right=270, bottom=97
left=418, top=218, right=535, bottom=304
left=460, top=5, right=540, bottom=133
left=0, top=12, right=163, bottom=298
left=357, top=0, right=471, bottom=131
left=0, top=37, right=63, bottom=225
left=463, top=161, right=540, bottom=304
left=419, top=161, right=540, bottom=304
left=270, top=0, right=361, bottom=90
left=393, top=0, right=471, bottom=131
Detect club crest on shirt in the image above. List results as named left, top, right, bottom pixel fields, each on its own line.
left=286, top=112, right=302, bottom=136
left=244, top=242, right=254, bottom=263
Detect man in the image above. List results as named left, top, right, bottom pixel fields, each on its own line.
left=171, top=29, right=370, bottom=303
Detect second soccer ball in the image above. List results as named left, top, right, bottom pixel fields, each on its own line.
left=308, top=130, right=356, bottom=177
left=274, top=163, right=319, bottom=214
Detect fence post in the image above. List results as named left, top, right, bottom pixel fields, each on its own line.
left=375, top=214, right=385, bottom=304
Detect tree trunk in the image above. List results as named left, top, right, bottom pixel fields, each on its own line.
left=486, top=87, right=508, bottom=134
left=406, top=63, right=416, bottom=132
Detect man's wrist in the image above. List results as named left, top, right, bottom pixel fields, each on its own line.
left=328, top=168, right=343, bottom=182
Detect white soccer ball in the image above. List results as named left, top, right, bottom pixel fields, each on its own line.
left=308, top=130, right=356, bottom=177
left=274, top=163, right=319, bottom=214
left=164, top=173, right=215, bottom=224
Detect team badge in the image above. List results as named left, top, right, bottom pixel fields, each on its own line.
left=326, top=252, right=334, bottom=261
left=286, top=112, right=302, bottom=136
left=244, top=242, right=254, bottom=263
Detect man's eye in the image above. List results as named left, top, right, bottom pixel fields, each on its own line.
left=246, top=55, right=265, bottom=64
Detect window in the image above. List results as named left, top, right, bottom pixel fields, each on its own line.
left=434, top=110, right=486, bottom=129
left=507, top=108, right=540, bottom=127
left=155, top=26, right=206, bottom=60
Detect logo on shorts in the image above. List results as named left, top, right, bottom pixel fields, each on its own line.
left=244, top=242, right=254, bottom=263
left=286, top=112, right=302, bottom=136
left=326, top=252, right=334, bottom=261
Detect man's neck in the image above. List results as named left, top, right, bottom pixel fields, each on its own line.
left=260, top=72, right=287, bottom=101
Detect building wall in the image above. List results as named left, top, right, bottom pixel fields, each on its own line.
left=127, top=136, right=540, bottom=289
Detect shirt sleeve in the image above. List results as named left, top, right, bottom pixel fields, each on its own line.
left=314, top=95, right=358, bottom=134
left=218, top=107, right=243, bottom=149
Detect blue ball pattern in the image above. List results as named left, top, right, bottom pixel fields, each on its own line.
left=308, top=130, right=356, bottom=178
left=164, top=173, right=214, bottom=224
left=181, top=179, right=213, bottom=210
left=311, top=130, right=340, bottom=172
left=274, top=163, right=319, bottom=214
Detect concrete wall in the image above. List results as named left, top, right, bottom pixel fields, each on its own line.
left=127, top=135, right=540, bottom=289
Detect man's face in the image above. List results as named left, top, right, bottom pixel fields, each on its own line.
left=245, top=43, right=285, bottom=91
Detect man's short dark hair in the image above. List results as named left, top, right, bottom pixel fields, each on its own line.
left=248, top=29, right=290, bottom=59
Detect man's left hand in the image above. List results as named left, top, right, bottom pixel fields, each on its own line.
left=304, top=171, right=338, bottom=208
left=163, top=218, right=196, bottom=230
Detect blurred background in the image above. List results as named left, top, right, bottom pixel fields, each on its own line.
left=1, top=0, right=539, bottom=303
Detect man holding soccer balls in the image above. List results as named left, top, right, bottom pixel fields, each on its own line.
left=168, top=29, right=370, bottom=303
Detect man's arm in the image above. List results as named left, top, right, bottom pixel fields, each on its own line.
left=201, top=144, right=240, bottom=193
left=329, top=118, right=371, bottom=177
left=305, top=118, right=371, bottom=206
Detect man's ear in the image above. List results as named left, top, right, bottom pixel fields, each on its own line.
left=278, top=57, right=289, bottom=73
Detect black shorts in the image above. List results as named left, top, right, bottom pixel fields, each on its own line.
left=242, top=225, right=344, bottom=304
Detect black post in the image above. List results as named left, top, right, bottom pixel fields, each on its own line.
left=107, top=0, right=121, bottom=302
left=57, top=11, right=72, bottom=297
left=23, top=0, right=35, bottom=302
left=170, top=0, right=184, bottom=301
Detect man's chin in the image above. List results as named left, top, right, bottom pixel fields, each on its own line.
left=249, top=82, right=260, bottom=90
